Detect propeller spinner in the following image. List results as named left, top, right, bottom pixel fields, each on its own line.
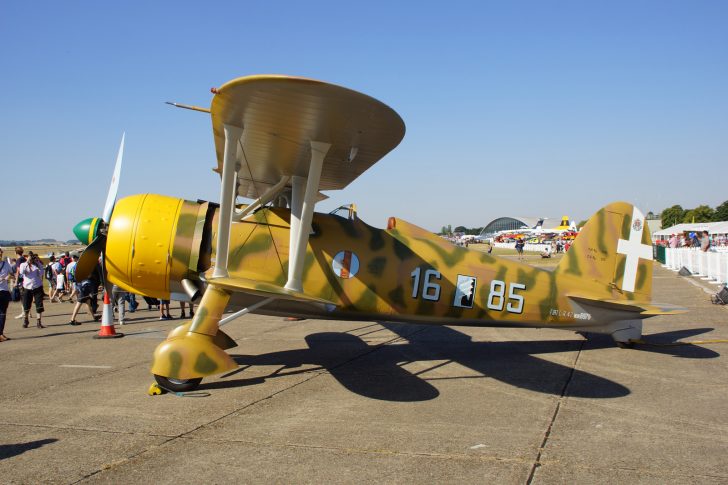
left=73, top=133, right=125, bottom=282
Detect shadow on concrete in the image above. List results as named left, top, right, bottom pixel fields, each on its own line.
left=10, top=328, right=99, bottom=340
left=213, top=323, right=719, bottom=401
left=0, top=438, right=58, bottom=460
left=582, top=327, right=720, bottom=359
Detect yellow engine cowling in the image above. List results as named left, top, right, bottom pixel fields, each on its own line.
left=105, top=194, right=209, bottom=299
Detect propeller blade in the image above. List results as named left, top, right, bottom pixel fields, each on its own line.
left=102, top=133, right=125, bottom=222
left=100, top=252, right=113, bottom=296
left=75, top=234, right=106, bottom=282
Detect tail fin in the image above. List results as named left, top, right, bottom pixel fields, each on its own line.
left=554, top=202, right=653, bottom=300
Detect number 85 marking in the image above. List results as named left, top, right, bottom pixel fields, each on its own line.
left=487, top=280, right=526, bottom=314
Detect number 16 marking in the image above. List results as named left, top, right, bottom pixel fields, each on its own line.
left=411, top=267, right=441, bottom=301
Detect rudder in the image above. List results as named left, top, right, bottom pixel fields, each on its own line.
left=554, top=202, right=653, bottom=300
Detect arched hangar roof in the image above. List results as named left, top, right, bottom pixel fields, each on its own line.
left=480, top=217, right=541, bottom=236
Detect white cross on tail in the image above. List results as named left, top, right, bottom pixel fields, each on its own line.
left=616, top=207, right=652, bottom=292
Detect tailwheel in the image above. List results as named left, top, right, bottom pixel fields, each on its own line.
left=154, top=375, right=203, bottom=392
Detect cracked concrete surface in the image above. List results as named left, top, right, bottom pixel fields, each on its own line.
left=1, top=266, right=727, bottom=484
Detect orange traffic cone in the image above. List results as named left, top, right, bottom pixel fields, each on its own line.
left=94, top=290, right=124, bottom=339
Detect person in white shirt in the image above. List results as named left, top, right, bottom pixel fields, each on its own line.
left=55, top=270, right=67, bottom=302
left=541, top=244, right=552, bottom=258
left=0, top=248, right=13, bottom=341
left=50, top=259, right=68, bottom=303
left=19, top=251, right=45, bottom=328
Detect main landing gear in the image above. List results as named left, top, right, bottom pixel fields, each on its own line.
left=153, top=375, right=203, bottom=392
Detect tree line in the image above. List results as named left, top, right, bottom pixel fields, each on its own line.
left=0, top=239, right=80, bottom=246
left=439, top=225, right=484, bottom=236
left=439, top=200, right=728, bottom=236
left=660, top=200, right=728, bottom=227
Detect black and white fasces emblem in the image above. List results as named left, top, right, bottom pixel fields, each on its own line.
left=453, top=275, right=477, bottom=308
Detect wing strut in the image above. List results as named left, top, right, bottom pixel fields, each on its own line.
left=212, top=123, right=295, bottom=276
left=219, top=297, right=274, bottom=327
left=285, top=141, right=331, bottom=293
left=212, top=123, right=243, bottom=279
left=233, top=175, right=291, bottom=221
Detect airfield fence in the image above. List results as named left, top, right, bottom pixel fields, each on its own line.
left=663, top=248, right=728, bottom=285
left=493, top=242, right=728, bottom=285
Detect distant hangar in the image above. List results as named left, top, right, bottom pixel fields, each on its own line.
left=479, top=216, right=571, bottom=239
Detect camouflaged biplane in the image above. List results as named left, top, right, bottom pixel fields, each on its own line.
left=73, top=75, right=685, bottom=392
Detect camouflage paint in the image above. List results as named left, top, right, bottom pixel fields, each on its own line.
left=104, top=195, right=665, bottom=380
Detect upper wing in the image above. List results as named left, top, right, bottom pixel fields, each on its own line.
left=209, top=75, right=405, bottom=199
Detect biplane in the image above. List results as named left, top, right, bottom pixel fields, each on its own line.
left=73, top=75, right=685, bottom=392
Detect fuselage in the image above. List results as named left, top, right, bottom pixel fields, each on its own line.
left=105, top=194, right=620, bottom=330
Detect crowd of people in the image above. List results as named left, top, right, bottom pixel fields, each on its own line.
left=0, top=246, right=193, bottom=343
left=510, top=237, right=571, bottom=260
left=663, top=231, right=715, bottom=252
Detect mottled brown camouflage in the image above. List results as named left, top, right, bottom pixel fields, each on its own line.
left=104, top=195, right=674, bottom=380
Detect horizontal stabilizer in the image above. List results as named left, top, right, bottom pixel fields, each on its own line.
left=208, top=276, right=334, bottom=306
left=569, top=295, right=687, bottom=316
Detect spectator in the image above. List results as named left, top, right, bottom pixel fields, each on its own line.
left=69, top=264, right=102, bottom=325
left=668, top=234, right=679, bottom=249
left=515, top=237, right=525, bottom=261
left=690, top=232, right=700, bottom=248
left=66, top=255, right=78, bottom=302
left=45, top=255, right=57, bottom=298
left=50, top=257, right=68, bottom=302
left=126, top=292, right=138, bottom=312
left=143, top=296, right=160, bottom=311
left=8, top=258, right=18, bottom=298
left=179, top=300, right=194, bottom=319
left=14, top=246, right=25, bottom=284
left=13, top=247, right=32, bottom=320
left=88, top=263, right=102, bottom=315
left=159, top=299, right=171, bottom=320
left=111, top=284, right=128, bottom=325
left=59, top=252, right=71, bottom=293
left=0, top=248, right=12, bottom=341
left=19, top=251, right=45, bottom=328
left=700, top=230, right=711, bottom=252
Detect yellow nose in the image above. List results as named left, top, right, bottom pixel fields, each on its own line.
left=105, top=194, right=184, bottom=298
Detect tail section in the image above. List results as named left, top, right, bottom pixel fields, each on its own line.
left=555, top=202, right=653, bottom=301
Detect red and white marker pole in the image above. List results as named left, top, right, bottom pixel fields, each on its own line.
left=94, top=289, right=124, bottom=339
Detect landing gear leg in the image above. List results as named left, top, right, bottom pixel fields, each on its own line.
left=150, top=285, right=237, bottom=384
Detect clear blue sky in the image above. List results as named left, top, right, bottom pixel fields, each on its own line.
left=2, top=1, right=727, bottom=240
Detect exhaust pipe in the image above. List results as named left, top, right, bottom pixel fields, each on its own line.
left=181, top=278, right=202, bottom=302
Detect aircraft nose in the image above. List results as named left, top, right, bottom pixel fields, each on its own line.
left=73, top=217, right=103, bottom=246
left=104, top=194, right=205, bottom=300
left=104, top=195, right=144, bottom=292
left=105, top=194, right=180, bottom=296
